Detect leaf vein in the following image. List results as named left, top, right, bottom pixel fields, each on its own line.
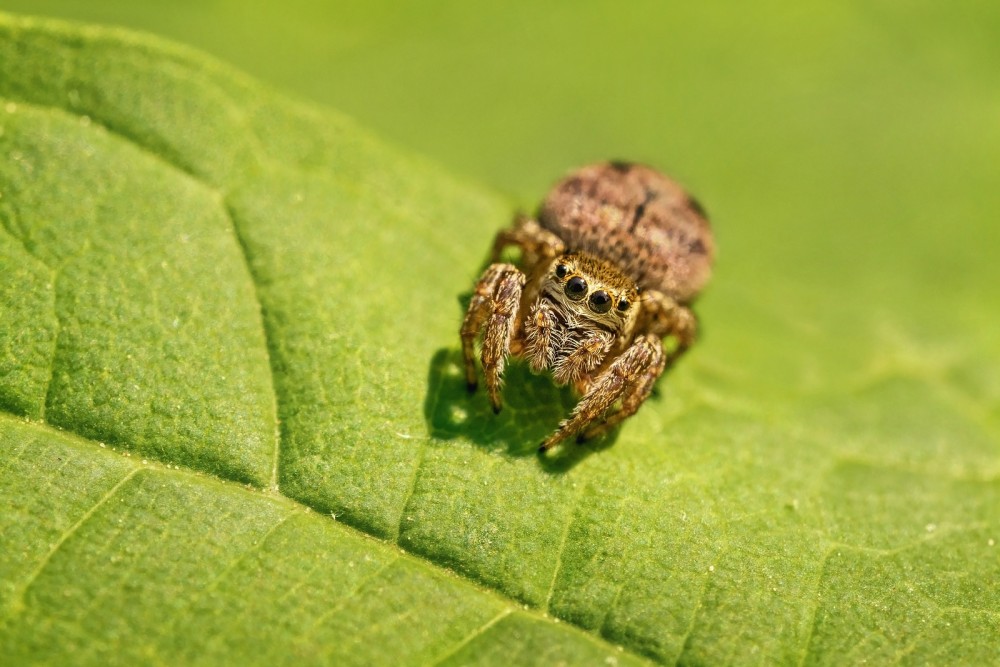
left=0, top=198, right=58, bottom=420
left=543, top=482, right=586, bottom=613
left=394, top=436, right=426, bottom=541
left=298, top=555, right=403, bottom=639
left=673, top=548, right=726, bottom=667
left=5, top=465, right=139, bottom=617
left=796, top=544, right=836, bottom=667
left=425, top=608, right=513, bottom=667
left=154, top=511, right=298, bottom=642
left=223, top=200, right=283, bottom=491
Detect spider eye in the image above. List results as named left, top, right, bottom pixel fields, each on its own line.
left=555, top=263, right=568, bottom=279
left=617, top=299, right=630, bottom=312
left=589, top=290, right=612, bottom=313
left=564, top=276, right=587, bottom=301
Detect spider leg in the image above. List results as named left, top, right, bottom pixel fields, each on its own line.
left=459, top=263, right=525, bottom=413
left=551, top=329, right=613, bottom=386
left=579, top=334, right=666, bottom=442
left=539, top=334, right=661, bottom=452
left=523, top=300, right=559, bottom=373
left=490, top=214, right=566, bottom=265
left=641, top=290, right=698, bottom=368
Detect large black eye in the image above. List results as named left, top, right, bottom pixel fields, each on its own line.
left=617, top=298, right=630, bottom=312
left=589, top=290, right=612, bottom=313
left=564, top=276, right=587, bottom=301
left=555, top=263, right=568, bottom=279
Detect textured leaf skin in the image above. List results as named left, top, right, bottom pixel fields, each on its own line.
left=1, top=12, right=1000, bottom=666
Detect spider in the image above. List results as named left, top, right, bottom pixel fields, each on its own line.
left=461, top=161, right=714, bottom=452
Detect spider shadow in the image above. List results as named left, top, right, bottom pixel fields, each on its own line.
left=423, top=347, right=622, bottom=474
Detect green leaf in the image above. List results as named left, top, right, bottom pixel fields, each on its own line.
left=1, top=11, right=999, bottom=666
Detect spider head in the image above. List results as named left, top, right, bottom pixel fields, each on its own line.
left=544, top=253, right=640, bottom=333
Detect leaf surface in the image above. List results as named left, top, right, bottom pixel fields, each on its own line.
left=1, top=13, right=999, bottom=666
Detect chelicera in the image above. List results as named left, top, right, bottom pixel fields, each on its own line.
left=460, top=161, right=714, bottom=452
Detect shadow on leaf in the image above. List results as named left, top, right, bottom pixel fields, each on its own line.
left=423, top=347, right=620, bottom=473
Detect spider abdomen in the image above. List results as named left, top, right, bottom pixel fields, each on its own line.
left=538, top=161, right=713, bottom=303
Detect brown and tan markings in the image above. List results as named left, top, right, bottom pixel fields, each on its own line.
left=461, top=161, right=714, bottom=452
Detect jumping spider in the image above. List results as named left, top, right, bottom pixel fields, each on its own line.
left=461, top=161, right=714, bottom=452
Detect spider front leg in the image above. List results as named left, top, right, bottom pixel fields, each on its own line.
left=460, top=263, right=526, bottom=413
left=539, top=334, right=664, bottom=452
left=641, top=290, right=698, bottom=368
left=579, top=334, right=666, bottom=442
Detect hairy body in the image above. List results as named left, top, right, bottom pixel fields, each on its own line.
left=461, top=162, right=712, bottom=452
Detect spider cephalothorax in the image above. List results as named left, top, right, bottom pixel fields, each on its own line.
left=461, top=161, right=713, bottom=452
left=521, top=254, right=640, bottom=385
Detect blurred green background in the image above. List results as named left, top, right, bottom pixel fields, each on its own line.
left=8, top=1, right=1000, bottom=315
